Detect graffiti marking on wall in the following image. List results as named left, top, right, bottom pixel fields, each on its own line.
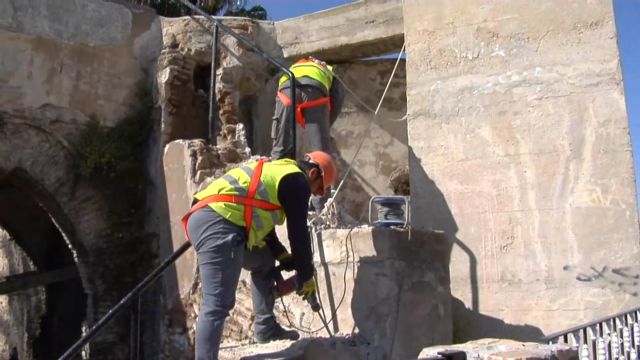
left=563, top=265, right=640, bottom=297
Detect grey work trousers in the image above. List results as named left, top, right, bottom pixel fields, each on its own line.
left=188, top=207, right=279, bottom=360
left=271, top=84, right=333, bottom=161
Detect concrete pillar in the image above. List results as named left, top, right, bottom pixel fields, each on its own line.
left=403, top=0, right=640, bottom=340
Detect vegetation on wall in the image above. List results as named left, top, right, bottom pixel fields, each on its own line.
left=130, top=0, right=268, bottom=19
left=76, top=86, right=153, bottom=181
left=74, top=84, right=156, bottom=291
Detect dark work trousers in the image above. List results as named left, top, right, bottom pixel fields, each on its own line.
left=242, top=244, right=279, bottom=338
left=271, top=84, right=333, bottom=210
left=188, top=207, right=245, bottom=360
left=270, top=84, right=333, bottom=161
left=188, top=207, right=281, bottom=359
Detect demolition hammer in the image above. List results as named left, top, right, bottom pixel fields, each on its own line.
left=270, top=265, right=334, bottom=337
left=270, top=265, right=320, bottom=312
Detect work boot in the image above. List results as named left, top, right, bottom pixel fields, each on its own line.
left=254, top=324, right=300, bottom=343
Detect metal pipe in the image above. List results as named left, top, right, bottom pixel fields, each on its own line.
left=208, top=23, right=219, bottom=145
left=58, top=241, right=192, bottom=360
left=174, top=0, right=296, bottom=156
left=290, top=77, right=296, bottom=157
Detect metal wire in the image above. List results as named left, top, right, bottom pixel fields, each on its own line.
left=310, top=43, right=408, bottom=226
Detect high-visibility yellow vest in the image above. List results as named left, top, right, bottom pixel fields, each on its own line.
left=278, top=59, right=334, bottom=93
left=193, top=159, right=302, bottom=249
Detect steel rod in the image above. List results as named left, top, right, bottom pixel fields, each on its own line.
left=208, top=23, right=218, bottom=145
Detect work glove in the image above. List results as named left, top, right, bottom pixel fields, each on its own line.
left=296, top=276, right=316, bottom=301
left=276, top=251, right=295, bottom=272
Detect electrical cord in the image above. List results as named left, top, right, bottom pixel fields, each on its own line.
left=279, top=227, right=355, bottom=335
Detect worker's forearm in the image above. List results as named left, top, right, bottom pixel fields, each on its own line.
left=264, top=230, right=287, bottom=257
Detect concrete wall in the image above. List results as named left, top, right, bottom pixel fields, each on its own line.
left=403, top=0, right=640, bottom=340
left=0, top=0, right=161, bottom=126
left=275, top=0, right=404, bottom=62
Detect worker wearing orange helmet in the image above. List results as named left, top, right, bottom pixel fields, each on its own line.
left=182, top=151, right=337, bottom=359
left=271, top=56, right=344, bottom=160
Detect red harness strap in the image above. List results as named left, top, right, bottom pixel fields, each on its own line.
left=277, top=90, right=331, bottom=129
left=181, top=159, right=281, bottom=242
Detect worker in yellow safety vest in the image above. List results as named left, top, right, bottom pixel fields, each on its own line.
left=182, top=151, right=337, bottom=360
left=271, top=57, right=344, bottom=161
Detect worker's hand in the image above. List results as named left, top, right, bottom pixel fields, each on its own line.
left=296, top=277, right=316, bottom=301
left=276, top=251, right=295, bottom=272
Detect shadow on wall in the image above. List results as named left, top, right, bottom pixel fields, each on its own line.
left=451, top=297, right=544, bottom=342
left=407, top=147, right=543, bottom=344
left=407, top=146, right=479, bottom=310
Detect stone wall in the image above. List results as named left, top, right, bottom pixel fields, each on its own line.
left=0, top=0, right=163, bottom=357
left=403, top=0, right=639, bottom=340
left=158, top=16, right=282, bottom=149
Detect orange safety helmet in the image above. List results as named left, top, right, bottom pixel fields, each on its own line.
left=305, top=151, right=337, bottom=196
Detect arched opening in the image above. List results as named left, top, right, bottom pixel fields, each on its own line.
left=0, top=169, right=86, bottom=359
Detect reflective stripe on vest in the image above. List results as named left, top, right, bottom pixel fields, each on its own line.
left=186, top=159, right=302, bottom=249
left=277, top=90, right=331, bottom=129
left=181, top=159, right=278, bottom=243
left=278, top=59, right=334, bottom=93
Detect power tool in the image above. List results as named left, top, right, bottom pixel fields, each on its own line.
left=270, top=265, right=320, bottom=312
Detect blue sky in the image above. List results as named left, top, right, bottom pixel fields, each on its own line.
left=257, top=0, right=640, bottom=208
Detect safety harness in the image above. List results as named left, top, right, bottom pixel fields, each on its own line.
left=276, top=91, right=331, bottom=129
left=181, top=159, right=282, bottom=242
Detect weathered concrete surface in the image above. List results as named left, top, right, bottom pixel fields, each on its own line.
left=419, top=338, right=578, bottom=360
left=403, top=0, right=640, bottom=340
left=0, top=0, right=162, bottom=126
left=275, top=0, right=404, bottom=62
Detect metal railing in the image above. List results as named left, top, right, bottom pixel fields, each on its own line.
left=544, top=307, right=640, bottom=360
left=59, top=242, right=191, bottom=359
left=59, top=1, right=297, bottom=358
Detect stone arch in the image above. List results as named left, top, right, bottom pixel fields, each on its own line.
left=0, top=106, right=114, bottom=357
left=0, top=169, right=86, bottom=357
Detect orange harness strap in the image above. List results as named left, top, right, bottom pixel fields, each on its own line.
left=181, top=160, right=281, bottom=242
left=277, top=90, right=331, bottom=129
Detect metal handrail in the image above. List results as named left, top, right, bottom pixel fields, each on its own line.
left=59, top=241, right=192, bottom=360
left=543, top=306, right=640, bottom=360
left=544, top=306, right=640, bottom=341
